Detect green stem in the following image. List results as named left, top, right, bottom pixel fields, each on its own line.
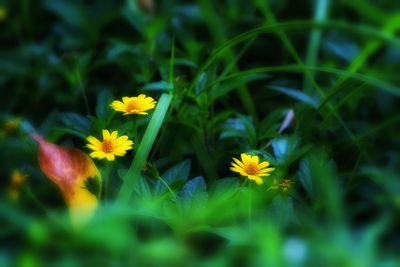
left=102, top=161, right=111, bottom=201
left=190, top=134, right=218, bottom=180
left=156, top=175, right=177, bottom=200
left=248, top=182, right=253, bottom=229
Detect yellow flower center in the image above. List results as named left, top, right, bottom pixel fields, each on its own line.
left=245, top=163, right=258, bottom=175
left=126, top=101, right=139, bottom=113
left=102, top=140, right=114, bottom=153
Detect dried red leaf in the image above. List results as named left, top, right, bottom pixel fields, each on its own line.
left=33, top=134, right=101, bottom=227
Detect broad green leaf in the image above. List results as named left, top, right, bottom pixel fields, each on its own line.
left=178, top=176, right=207, bottom=201
left=155, top=159, right=191, bottom=195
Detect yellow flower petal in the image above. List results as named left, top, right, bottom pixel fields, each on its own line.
left=90, top=151, right=106, bottom=159
left=105, top=153, right=115, bottom=161
left=110, top=100, right=125, bottom=112
left=87, top=136, right=102, bottom=147
left=87, top=144, right=100, bottom=151
left=232, top=157, right=245, bottom=168
left=110, top=131, right=118, bottom=140
left=116, top=135, right=128, bottom=145
left=240, top=153, right=250, bottom=164
left=102, top=129, right=111, bottom=140
left=257, top=173, right=272, bottom=177
left=252, top=176, right=264, bottom=185
left=257, top=167, right=275, bottom=174
left=258, top=161, right=270, bottom=169
left=251, top=155, right=259, bottom=165
left=122, top=97, right=130, bottom=104
left=230, top=166, right=243, bottom=173
left=230, top=163, right=244, bottom=170
left=116, top=141, right=133, bottom=149
left=113, top=150, right=127, bottom=156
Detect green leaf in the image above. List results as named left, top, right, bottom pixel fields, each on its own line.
left=299, top=150, right=342, bottom=222
left=58, top=112, right=91, bottom=134
left=212, top=65, right=400, bottom=96
left=267, top=196, right=294, bottom=226
left=178, top=176, right=206, bottom=201
left=210, top=178, right=240, bottom=194
left=155, top=159, right=191, bottom=195
left=298, top=159, right=313, bottom=198
left=45, top=0, right=87, bottom=28
left=95, top=89, right=113, bottom=119
left=220, top=115, right=257, bottom=147
left=267, top=85, right=319, bottom=108
left=142, top=81, right=173, bottom=92
left=211, top=73, right=270, bottom=101
left=271, top=136, right=300, bottom=163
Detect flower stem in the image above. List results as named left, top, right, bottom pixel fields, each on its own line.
left=156, top=175, right=177, bottom=200
left=102, top=161, right=111, bottom=201
left=248, top=182, right=253, bottom=229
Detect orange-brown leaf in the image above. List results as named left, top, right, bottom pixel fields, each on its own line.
left=33, top=134, right=101, bottom=227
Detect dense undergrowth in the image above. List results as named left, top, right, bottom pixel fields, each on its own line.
left=1, top=0, right=400, bottom=266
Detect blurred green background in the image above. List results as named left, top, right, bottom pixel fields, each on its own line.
left=1, top=0, right=400, bottom=266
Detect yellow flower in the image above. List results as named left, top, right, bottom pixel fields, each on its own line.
left=3, top=118, right=21, bottom=135
left=7, top=189, right=19, bottom=202
left=86, top=130, right=133, bottom=161
left=230, top=153, right=274, bottom=185
left=268, top=179, right=293, bottom=192
left=11, top=170, right=27, bottom=187
left=7, top=169, right=28, bottom=202
left=0, top=6, right=7, bottom=21
left=110, top=94, right=157, bottom=115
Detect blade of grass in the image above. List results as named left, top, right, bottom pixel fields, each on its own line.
left=207, top=65, right=400, bottom=97
left=196, top=0, right=258, bottom=121
left=117, top=42, right=175, bottom=204
left=75, top=68, right=91, bottom=115
left=240, top=6, right=389, bottom=167
left=342, top=0, right=387, bottom=24
left=192, top=19, right=399, bottom=166
left=193, top=20, right=400, bottom=79
left=302, top=0, right=330, bottom=93
left=317, top=15, right=400, bottom=110
left=117, top=93, right=172, bottom=204
left=344, top=115, right=400, bottom=146
left=191, top=20, right=399, bottom=152
left=205, top=64, right=400, bottom=162
left=320, top=82, right=368, bottom=125
left=256, top=1, right=303, bottom=64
